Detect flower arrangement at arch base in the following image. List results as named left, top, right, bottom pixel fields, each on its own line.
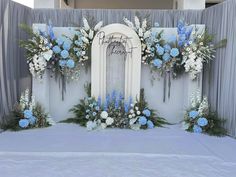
left=62, top=85, right=168, bottom=130
left=182, top=90, right=227, bottom=136
left=1, top=89, right=55, bottom=131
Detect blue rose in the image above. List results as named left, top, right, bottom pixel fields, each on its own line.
left=189, top=110, right=199, bottom=119
left=60, top=50, right=69, bottom=59
left=147, top=120, right=154, bottom=129
left=28, top=116, right=37, bottom=125
left=19, top=119, right=29, bottom=128
left=162, top=53, right=171, bottom=62
left=193, top=125, right=202, bottom=133
left=52, top=45, right=61, bottom=54
left=153, top=59, right=162, bottom=68
left=59, top=60, right=67, bottom=67
left=138, top=116, right=147, bottom=125
left=156, top=46, right=164, bottom=55
left=197, top=117, right=208, bottom=127
left=164, top=44, right=171, bottom=52
left=143, top=109, right=151, bottom=117
left=63, top=41, right=71, bottom=51
left=23, top=110, right=33, bottom=119
left=66, top=59, right=75, bottom=68
left=170, top=48, right=179, bottom=57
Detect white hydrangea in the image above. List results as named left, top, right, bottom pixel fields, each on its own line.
left=106, top=117, right=114, bottom=126
left=100, top=111, right=108, bottom=119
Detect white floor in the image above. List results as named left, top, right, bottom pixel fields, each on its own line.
left=0, top=124, right=236, bottom=177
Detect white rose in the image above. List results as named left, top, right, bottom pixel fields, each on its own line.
left=135, top=107, right=139, bottom=111
left=132, top=113, right=136, bottom=117
left=100, top=111, right=108, bottom=119
left=106, top=117, right=114, bottom=126
left=137, top=111, right=141, bottom=115
left=130, top=109, right=134, bottom=114
left=128, top=115, right=133, bottom=119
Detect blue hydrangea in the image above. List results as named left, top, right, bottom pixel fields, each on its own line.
left=23, top=110, right=33, bottom=119
left=63, top=41, right=71, bottom=51
left=56, top=37, right=64, bottom=46
left=197, top=117, right=208, bottom=127
left=59, top=60, right=67, bottom=67
left=48, top=22, right=55, bottom=40
left=52, top=45, right=61, bottom=54
left=19, top=119, right=29, bottom=128
left=139, top=116, right=147, bottom=125
left=170, top=48, right=179, bottom=57
left=193, top=125, right=202, bottom=133
left=66, top=59, right=75, bottom=68
left=92, top=112, right=97, bottom=116
left=153, top=59, right=162, bottom=68
left=164, top=44, right=171, bottom=52
left=143, top=109, right=151, bottom=117
left=156, top=46, right=164, bottom=55
left=162, top=53, right=171, bottom=62
left=147, top=120, right=154, bottom=129
left=189, top=110, right=199, bottom=119
left=28, top=116, right=37, bottom=125
left=60, top=50, right=69, bottom=59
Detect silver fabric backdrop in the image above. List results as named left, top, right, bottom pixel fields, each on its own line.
left=0, top=0, right=235, bottom=136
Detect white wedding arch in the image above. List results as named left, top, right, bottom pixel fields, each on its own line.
left=91, top=24, right=141, bottom=101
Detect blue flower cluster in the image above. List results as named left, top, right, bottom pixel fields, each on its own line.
left=52, top=36, right=75, bottom=69
left=177, top=20, right=193, bottom=47
left=188, top=110, right=208, bottom=134
left=153, top=43, right=179, bottom=68
left=19, top=109, right=37, bottom=128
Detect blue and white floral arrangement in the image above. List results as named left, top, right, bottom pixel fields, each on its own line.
left=2, top=89, right=55, bottom=131
left=62, top=86, right=167, bottom=131
left=183, top=90, right=226, bottom=136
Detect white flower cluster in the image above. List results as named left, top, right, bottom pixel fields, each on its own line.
left=123, top=16, right=151, bottom=62
left=86, top=111, right=114, bottom=131
left=128, top=104, right=142, bottom=130
left=75, top=17, right=103, bottom=64
left=198, top=96, right=209, bottom=116
left=182, top=33, right=215, bottom=80
left=19, top=89, right=35, bottom=112
left=190, top=90, right=209, bottom=116
left=28, top=36, right=53, bottom=77
left=190, top=89, right=202, bottom=108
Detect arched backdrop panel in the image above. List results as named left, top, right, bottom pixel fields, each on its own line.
left=1, top=0, right=236, bottom=137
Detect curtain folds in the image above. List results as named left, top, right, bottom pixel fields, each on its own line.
left=0, top=0, right=32, bottom=125
left=0, top=0, right=236, bottom=136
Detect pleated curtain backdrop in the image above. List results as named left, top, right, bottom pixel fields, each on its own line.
left=0, top=0, right=235, bottom=136
left=0, top=0, right=32, bottom=125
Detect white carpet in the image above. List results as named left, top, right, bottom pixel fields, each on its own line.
left=0, top=124, right=236, bottom=177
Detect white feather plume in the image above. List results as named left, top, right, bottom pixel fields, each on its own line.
left=142, top=19, right=147, bottom=31
left=123, top=17, right=134, bottom=29
left=134, top=16, right=140, bottom=29
left=94, top=21, right=103, bottom=31
left=82, top=17, right=90, bottom=31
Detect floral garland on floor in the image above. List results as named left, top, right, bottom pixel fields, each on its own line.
left=1, top=89, right=55, bottom=131
left=182, top=90, right=226, bottom=136
left=61, top=84, right=168, bottom=131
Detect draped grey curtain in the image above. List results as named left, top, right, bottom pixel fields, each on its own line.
left=0, top=0, right=32, bottom=125
left=202, top=0, right=236, bottom=137
left=0, top=0, right=236, bottom=137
